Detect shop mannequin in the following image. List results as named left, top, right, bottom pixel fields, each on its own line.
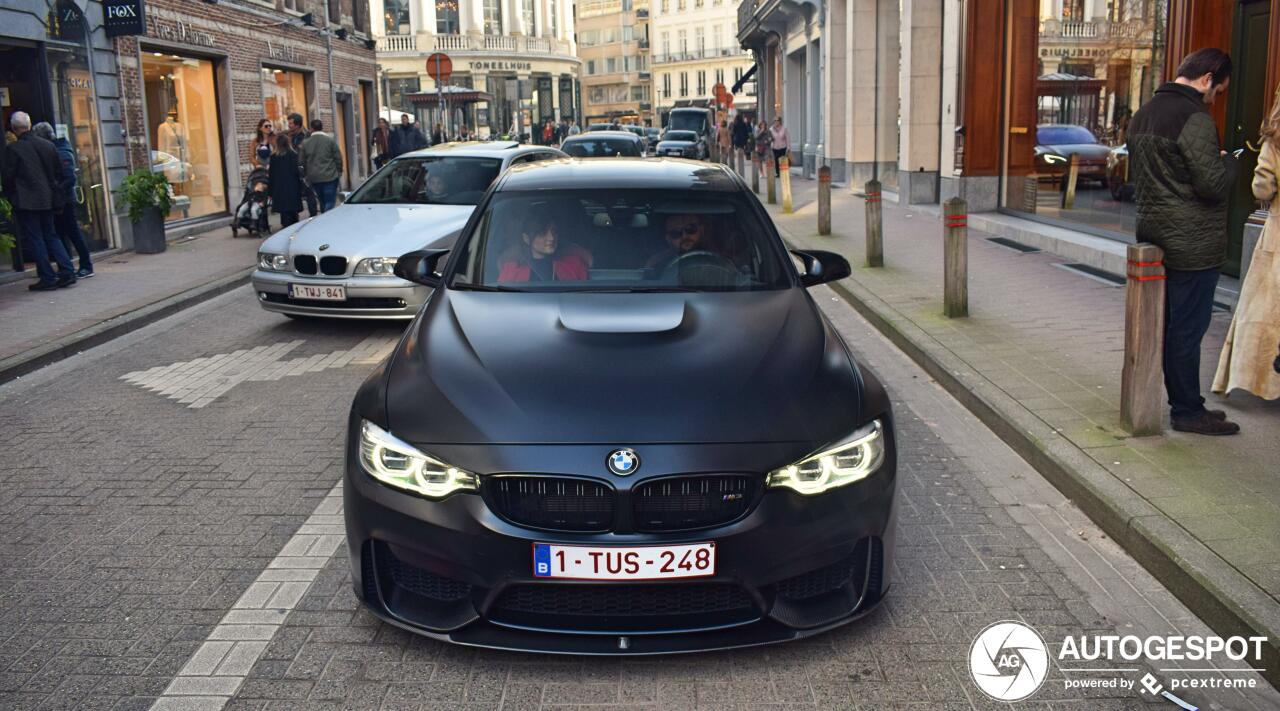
left=155, top=109, right=190, bottom=183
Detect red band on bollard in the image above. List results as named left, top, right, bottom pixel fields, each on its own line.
left=1128, top=274, right=1167, bottom=282
left=945, top=219, right=967, bottom=228
left=1128, top=260, right=1163, bottom=267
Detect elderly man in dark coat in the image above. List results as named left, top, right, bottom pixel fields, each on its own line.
left=1, top=111, right=76, bottom=290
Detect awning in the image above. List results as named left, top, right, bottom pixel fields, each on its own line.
left=731, top=64, right=757, bottom=94
left=405, top=88, right=493, bottom=106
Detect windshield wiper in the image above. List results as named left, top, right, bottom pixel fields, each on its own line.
left=450, top=283, right=527, bottom=292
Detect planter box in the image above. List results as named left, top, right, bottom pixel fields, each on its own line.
left=132, top=206, right=166, bottom=254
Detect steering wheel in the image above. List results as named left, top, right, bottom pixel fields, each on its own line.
left=661, top=250, right=741, bottom=288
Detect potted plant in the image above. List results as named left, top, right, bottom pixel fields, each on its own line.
left=0, top=196, right=17, bottom=259
left=118, top=169, right=172, bottom=254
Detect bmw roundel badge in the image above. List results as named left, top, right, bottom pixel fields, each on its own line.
left=607, top=449, right=640, bottom=476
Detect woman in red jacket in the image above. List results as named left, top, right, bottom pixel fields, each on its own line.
left=497, top=215, right=589, bottom=283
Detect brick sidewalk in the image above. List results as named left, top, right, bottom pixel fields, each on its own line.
left=760, top=170, right=1280, bottom=684
left=0, top=226, right=260, bottom=375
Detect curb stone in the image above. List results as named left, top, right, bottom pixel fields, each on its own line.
left=0, top=269, right=253, bottom=386
left=771, top=214, right=1280, bottom=691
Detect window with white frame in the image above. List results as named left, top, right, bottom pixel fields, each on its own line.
left=521, top=0, right=534, bottom=32
left=661, top=31, right=669, bottom=57
left=662, top=73, right=671, bottom=98
left=679, top=72, right=688, bottom=97
left=677, top=29, right=686, bottom=55
left=711, top=25, right=720, bottom=51
left=694, top=27, right=704, bottom=55
left=483, top=0, right=502, bottom=34
left=437, top=0, right=460, bottom=33
left=696, top=70, right=705, bottom=95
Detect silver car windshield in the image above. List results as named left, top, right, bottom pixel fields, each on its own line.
left=449, top=190, right=791, bottom=293
left=348, top=156, right=503, bottom=206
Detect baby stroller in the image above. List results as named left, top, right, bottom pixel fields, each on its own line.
left=232, top=167, right=271, bottom=237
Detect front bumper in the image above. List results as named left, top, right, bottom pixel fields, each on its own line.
left=344, top=424, right=898, bottom=655
left=251, top=269, right=428, bottom=320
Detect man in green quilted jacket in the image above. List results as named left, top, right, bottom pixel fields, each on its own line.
left=1128, top=48, right=1239, bottom=436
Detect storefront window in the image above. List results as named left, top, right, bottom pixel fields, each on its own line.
left=1001, top=0, right=1169, bottom=239
left=261, top=67, right=309, bottom=132
left=142, top=52, right=227, bottom=223
left=387, top=77, right=421, bottom=113
left=437, top=0, right=460, bottom=34
left=385, top=0, right=410, bottom=35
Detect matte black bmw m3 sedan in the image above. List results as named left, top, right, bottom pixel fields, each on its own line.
left=344, top=158, right=898, bottom=654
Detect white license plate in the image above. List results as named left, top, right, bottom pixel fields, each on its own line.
left=289, top=283, right=346, bottom=301
left=533, top=542, right=715, bottom=580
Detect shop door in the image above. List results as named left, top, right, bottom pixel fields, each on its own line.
left=46, top=43, right=111, bottom=252
left=1224, top=0, right=1271, bottom=277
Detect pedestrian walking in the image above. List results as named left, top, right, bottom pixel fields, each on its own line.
left=754, top=119, right=771, bottom=162
left=1213, top=85, right=1280, bottom=401
left=286, top=113, right=319, bottom=217
left=769, top=116, right=790, bottom=176
left=1128, top=48, right=1238, bottom=435
left=268, top=134, right=305, bottom=228
left=568, top=119, right=581, bottom=137
left=732, top=114, right=751, bottom=163
left=393, top=115, right=427, bottom=155
left=250, top=118, right=275, bottom=168
left=0, top=111, right=75, bottom=290
left=371, top=117, right=392, bottom=169
left=299, top=119, right=344, bottom=213
left=33, top=122, right=93, bottom=278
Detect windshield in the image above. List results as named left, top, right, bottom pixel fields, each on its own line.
left=449, top=189, right=791, bottom=293
left=348, top=156, right=503, bottom=206
left=562, top=138, right=642, bottom=158
left=669, top=111, right=708, bottom=133
left=663, top=131, right=697, bottom=142
left=1037, top=125, right=1099, bottom=146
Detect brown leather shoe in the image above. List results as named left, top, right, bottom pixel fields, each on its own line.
left=1207, top=409, right=1226, bottom=420
left=1172, top=412, right=1240, bottom=436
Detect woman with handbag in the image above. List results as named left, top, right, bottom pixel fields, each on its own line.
left=1213, top=87, right=1280, bottom=400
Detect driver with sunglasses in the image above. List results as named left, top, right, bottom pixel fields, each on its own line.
left=647, top=214, right=714, bottom=269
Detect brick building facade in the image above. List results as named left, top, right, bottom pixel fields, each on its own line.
left=114, top=0, right=377, bottom=241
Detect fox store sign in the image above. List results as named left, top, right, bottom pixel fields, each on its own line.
left=104, top=0, right=146, bottom=38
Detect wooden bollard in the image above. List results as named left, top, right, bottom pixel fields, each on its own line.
left=780, top=156, right=793, bottom=213
left=766, top=155, right=777, bottom=204
left=817, top=166, right=831, bottom=235
left=943, top=197, right=968, bottom=318
left=1062, top=153, right=1080, bottom=210
left=1120, top=243, right=1166, bottom=436
left=751, top=153, right=760, bottom=194
left=864, top=179, right=883, bottom=267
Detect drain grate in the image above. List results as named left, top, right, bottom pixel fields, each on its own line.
left=1055, top=263, right=1126, bottom=286
left=986, top=237, right=1041, bottom=253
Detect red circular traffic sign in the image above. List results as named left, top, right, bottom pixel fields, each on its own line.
left=426, top=53, right=453, bottom=83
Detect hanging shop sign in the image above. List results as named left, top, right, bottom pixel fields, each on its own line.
left=104, top=0, right=147, bottom=38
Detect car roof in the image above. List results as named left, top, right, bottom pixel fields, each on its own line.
left=563, top=131, right=640, bottom=140
left=498, top=158, right=740, bottom=192
left=399, top=141, right=547, bottom=159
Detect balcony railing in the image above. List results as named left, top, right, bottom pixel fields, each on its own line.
left=738, top=0, right=758, bottom=36
left=1038, top=18, right=1154, bottom=42
left=636, top=8, right=649, bottom=18
left=377, top=34, right=418, bottom=53
left=651, top=47, right=749, bottom=64
left=373, top=33, right=577, bottom=56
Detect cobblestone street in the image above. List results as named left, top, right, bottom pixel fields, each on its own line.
left=1, top=287, right=1275, bottom=710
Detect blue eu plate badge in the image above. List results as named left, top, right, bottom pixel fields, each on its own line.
left=533, top=543, right=552, bottom=577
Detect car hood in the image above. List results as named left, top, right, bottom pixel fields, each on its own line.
left=385, top=288, right=864, bottom=445
left=277, top=203, right=475, bottom=257
left=1041, top=143, right=1112, bottom=160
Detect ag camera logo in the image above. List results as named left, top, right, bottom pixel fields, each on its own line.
left=969, top=621, right=1050, bottom=702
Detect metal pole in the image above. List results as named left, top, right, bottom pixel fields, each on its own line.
left=864, top=179, right=883, bottom=267
left=817, top=165, right=831, bottom=235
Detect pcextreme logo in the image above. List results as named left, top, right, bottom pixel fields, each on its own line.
left=967, top=620, right=1267, bottom=706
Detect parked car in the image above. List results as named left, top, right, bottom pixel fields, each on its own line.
left=587, top=123, right=617, bottom=132
left=346, top=158, right=897, bottom=654
left=251, top=141, right=565, bottom=320
left=560, top=131, right=646, bottom=158
left=644, top=126, right=662, bottom=152
left=1106, top=144, right=1134, bottom=201
left=655, top=129, right=707, bottom=160
left=1034, top=124, right=1112, bottom=186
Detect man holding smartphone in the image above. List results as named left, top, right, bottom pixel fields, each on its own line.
left=1127, top=48, right=1238, bottom=435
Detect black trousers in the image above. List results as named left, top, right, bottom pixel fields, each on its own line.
left=773, top=148, right=787, bottom=175
left=1163, top=267, right=1219, bottom=419
left=279, top=211, right=299, bottom=228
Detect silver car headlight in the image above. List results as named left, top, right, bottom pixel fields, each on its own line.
left=358, top=420, right=478, bottom=499
left=766, top=420, right=885, bottom=495
left=258, top=252, right=288, bottom=271
left=353, top=257, right=398, bottom=276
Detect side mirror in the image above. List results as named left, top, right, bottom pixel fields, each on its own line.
left=338, top=191, right=353, bottom=205
left=394, top=249, right=450, bottom=287
left=791, top=249, right=852, bottom=287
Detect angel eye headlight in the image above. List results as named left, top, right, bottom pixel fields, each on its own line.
left=766, top=420, right=885, bottom=495
left=358, top=420, right=478, bottom=499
